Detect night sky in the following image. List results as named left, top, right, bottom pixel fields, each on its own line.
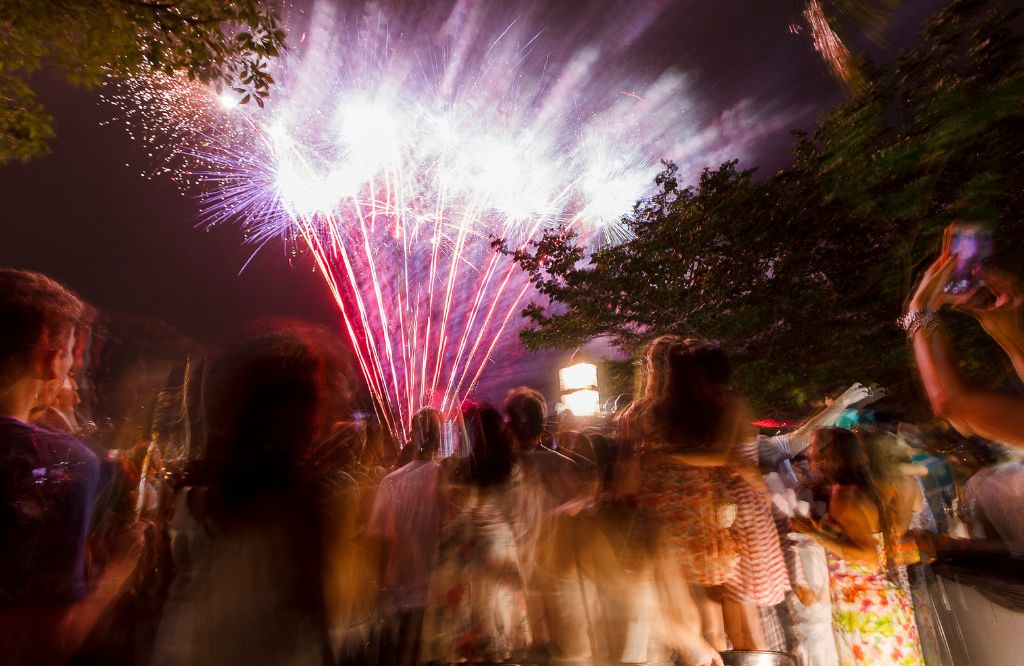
left=0, top=0, right=940, bottom=403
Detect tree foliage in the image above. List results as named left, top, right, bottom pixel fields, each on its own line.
left=504, top=0, right=1024, bottom=417
left=0, top=0, right=286, bottom=162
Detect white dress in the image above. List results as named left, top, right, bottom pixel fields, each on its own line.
left=787, top=534, right=839, bottom=666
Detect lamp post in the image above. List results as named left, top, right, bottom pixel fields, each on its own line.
left=559, top=360, right=600, bottom=417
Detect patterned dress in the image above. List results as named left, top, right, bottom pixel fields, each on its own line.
left=826, top=538, right=924, bottom=666
left=635, top=455, right=740, bottom=587
left=420, top=482, right=533, bottom=664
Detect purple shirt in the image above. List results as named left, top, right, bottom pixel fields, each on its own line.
left=0, top=417, right=99, bottom=604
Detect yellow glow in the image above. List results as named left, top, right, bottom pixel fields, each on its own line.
left=559, top=361, right=597, bottom=392
left=563, top=389, right=600, bottom=416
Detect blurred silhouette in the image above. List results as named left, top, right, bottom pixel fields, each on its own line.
left=793, top=427, right=924, bottom=665
left=368, top=408, right=444, bottom=666
left=151, top=320, right=355, bottom=666
left=420, top=402, right=533, bottom=664
left=0, top=269, right=143, bottom=665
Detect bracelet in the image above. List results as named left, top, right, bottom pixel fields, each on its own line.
left=898, top=309, right=940, bottom=342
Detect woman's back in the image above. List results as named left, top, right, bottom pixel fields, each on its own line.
left=420, top=474, right=533, bottom=664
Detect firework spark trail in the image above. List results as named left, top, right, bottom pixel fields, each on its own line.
left=106, top=0, right=702, bottom=440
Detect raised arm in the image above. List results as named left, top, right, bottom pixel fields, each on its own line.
left=906, top=243, right=1024, bottom=448
left=759, top=383, right=871, bottom=466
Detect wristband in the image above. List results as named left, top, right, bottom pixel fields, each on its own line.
left=898, top=309, right=940, bottom=342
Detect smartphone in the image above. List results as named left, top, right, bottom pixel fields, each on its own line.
left=944, top=224, right=992, bottom=295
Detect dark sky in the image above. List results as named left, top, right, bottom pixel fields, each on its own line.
left=0, top=0, right=940, bottom=403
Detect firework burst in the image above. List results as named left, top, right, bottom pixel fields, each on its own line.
left=106, top=0, right=694, bottom=439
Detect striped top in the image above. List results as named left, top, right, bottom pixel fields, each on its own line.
left=721, top=438, right=792, bottom=606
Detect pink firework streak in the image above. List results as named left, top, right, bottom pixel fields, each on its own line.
left=107, top=0, right=696, bottom=440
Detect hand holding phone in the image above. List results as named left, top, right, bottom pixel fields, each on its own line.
left=944, top=223, right=991, bottom=295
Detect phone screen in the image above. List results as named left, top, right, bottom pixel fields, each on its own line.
left=945, top=224, right=991, bottom=295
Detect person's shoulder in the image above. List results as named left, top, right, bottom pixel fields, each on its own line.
left=383, top=459, right=419, bottom=481
left=394, top=459, right=440, bottom=483
left=0, top=419, right=96, bottom=464
left=49, top=430, right=101, bottom=476
left=994, top=461, right=1024, bottom=476
left=0, top=416, right=37, bottom=444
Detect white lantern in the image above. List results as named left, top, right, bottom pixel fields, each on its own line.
left=563, top=389, right=600, bottom=417
left=559, top=362, right=598, bottom=392
left=559, top=361, right=600, bottom=417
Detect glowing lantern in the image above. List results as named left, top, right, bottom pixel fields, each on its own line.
left=559, top=361, right=600, bottom=416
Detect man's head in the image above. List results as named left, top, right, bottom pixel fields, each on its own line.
left=0, top=269, right=84, bottom=395
left=503, top=386, right=547, bottom=448
left=410, top=407, right=442, bottom=459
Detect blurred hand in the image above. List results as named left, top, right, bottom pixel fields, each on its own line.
left=909, top=224, right=959, bottom=313
left=955, top=268, right=1023, bottom=339
left=794, top=585, right=818, bottom=607
left=837, top=382, right=871, bottom=407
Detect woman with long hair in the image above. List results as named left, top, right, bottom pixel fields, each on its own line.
left=794, top=427, right=924, bottom=665
left=628, top=338, right=790, bottom=651
left=419, top=402, right=533, bottom=664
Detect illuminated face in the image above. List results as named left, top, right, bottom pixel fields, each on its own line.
left=58, top=330, right=76, bottom=378
left=35, top=329, right=76, bottom=411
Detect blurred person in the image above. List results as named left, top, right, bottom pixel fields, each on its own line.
left=534, top=433, right=722, bottom=666
left=88, top=314, right=194, bottom=453
left=505, top=386, right=585, bottom=647
left=866, top=430, right=950, bottom=666
left=29, top=303, right=98, bottom=438
left=558, top=430, right=596, bottom=465
left=793, top=427, right=924, bottom=665
left=615, top=335, right=680, bottom=454
left=899, top=423, right=957, bottom=534
left=763, top=470, right=838, bottom=666
left=367, top=408, right=445, bottom=666
left=420, top=402, right=533, bottom=664
left=632, top=338, right=790, bottom=651
left=363, top=418, right=399, bottom=477
left=958, top=439, right=1024, bottom=554
left=311, top=417, right=391, bottom=664
left=0, top=269, right=143, bottom=664
left=905, top=226, right=1024, bottom=447
left=151, top=320, right=355, bottom=666
left=612, top=335, right=682, bottom=502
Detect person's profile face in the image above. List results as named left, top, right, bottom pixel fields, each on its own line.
left=56, top=330, right=76, bottom=380
left=36, top=329, right=75, bottom=404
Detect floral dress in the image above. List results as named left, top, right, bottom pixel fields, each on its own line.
left=635, top=454, right=740, bottom=587
left=826, top=536, right=924, bottom=666
left=420, top=481, right=533, bottom=664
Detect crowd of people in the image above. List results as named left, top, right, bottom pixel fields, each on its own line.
left=2, top=229, right=1024, bottom=666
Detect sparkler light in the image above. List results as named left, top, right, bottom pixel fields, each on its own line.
left=106, top=0, right=697, bottom=440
